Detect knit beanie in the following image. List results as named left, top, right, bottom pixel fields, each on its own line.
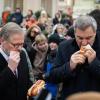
left=48, top=35, right=60, bottom=45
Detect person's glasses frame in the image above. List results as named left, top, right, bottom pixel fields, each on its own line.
left=9, top=41, right=24, bottom=48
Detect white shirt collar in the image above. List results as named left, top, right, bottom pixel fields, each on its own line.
left=0, top=47, right=9, bottom=61
left=0, top=46, right=18, bottom=77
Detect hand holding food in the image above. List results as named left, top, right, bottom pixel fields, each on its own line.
left=80, top=46, right=86, bottom=54
left=70, top=51, right=86, bottom=70
left=80, top=44, right=96, bottom=63
left=28, top=80, right=45, bottom=96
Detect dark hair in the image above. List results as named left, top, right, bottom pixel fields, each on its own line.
left=26, top=25, right=41, bottom=38
left=48, top=35, right=61, bottom=45
left=28, top=9, right=33, bottom=15
left=89, top=9, right=100, bottom=29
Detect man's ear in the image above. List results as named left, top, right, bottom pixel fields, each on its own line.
left=0, top=37, right=6, bottom=45
left=0, top=37, right=4, bottom=42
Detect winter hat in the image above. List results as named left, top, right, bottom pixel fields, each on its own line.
left=48, top=35, right=60, bottom=45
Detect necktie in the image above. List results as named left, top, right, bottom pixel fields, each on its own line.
left=14, top=69, right=18, bottom=78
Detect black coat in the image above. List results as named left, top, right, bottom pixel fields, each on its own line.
left=0, top=50, right=32, bottom=100
left=53, top=18, right=61, bottom=25
left=10, top=13, right=23, bottom=25
left=45, top=34, right=100, bottom=99
left=24, top=36, right=35, bottom=53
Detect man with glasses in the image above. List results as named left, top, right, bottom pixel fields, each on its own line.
left=44, top=16, right=100, bottom=100
left=0, top=22, right=32, bottom=100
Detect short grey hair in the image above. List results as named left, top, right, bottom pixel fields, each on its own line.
left=0, top=22, right=24, bottom=41
left=74, top=15, right=97, bottom=32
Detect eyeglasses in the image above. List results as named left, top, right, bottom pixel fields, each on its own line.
left=10, top=42, right=24, bottom=48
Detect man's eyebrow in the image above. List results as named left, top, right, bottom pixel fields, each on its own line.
left=76, top=36, right=82, bottom=38
left=76, top=35, right=93, bottom=37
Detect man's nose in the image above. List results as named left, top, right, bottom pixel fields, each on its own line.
left=17, top=46, right=23, bottom=51
left=81, top=39, right=88, bottom=46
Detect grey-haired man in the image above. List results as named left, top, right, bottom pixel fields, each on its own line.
left=0, top=22, right=33, bottom=100
left=44, top=15, right=100, bottom=100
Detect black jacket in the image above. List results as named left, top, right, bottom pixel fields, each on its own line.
left=0, top=50, right=32, bottom=100
left=45, top=34, right=100, bottom=99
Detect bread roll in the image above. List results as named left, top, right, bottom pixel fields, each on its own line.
left=80, top=44, right=91, bottom=54
left=80, top=46, right=86, bottom=54
left=27, top=80, right=45, bottom=96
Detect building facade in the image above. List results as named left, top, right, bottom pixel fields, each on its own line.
left=0, top=0, right=100, bottom=19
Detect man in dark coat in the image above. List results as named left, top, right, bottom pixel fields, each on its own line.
left=44, top=15, right=100, bottom=100
left=0, top=22, right=32, bottom=100
left=10, top=8, right=23, bottom=25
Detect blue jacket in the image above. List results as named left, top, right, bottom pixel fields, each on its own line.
left=45, top=62, right=58, bottom=98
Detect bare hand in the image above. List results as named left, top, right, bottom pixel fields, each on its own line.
left=84, top=45, right=96, bottom=63
left=70, top=51, right=86, bottom=70
left=8, top=51, right=20, bottom=72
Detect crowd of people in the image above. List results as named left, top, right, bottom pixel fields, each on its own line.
left=0, top=6, right=100, bottom=100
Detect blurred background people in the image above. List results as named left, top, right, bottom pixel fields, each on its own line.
left=45, top=35, right=61, bottom=100
left=24, top=24, right=41, bottom=53
left=53, top=12, right=62, bottom=25
left=21, top=9, right=36, bottom=29
left=10, top=8, right=23, bottom=25
left=89, top=9, right=100, bottom=34
left=27, top=34, right=48, bottom=80
left=2, top=7, right=12, bottom=25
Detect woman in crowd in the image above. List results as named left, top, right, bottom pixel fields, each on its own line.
left=24, top=24, right=41, bottom=53
left=27, top=34, right=48, bottom=80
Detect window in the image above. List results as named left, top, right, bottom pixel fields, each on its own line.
left=95, top=0, right=100, bottom=3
